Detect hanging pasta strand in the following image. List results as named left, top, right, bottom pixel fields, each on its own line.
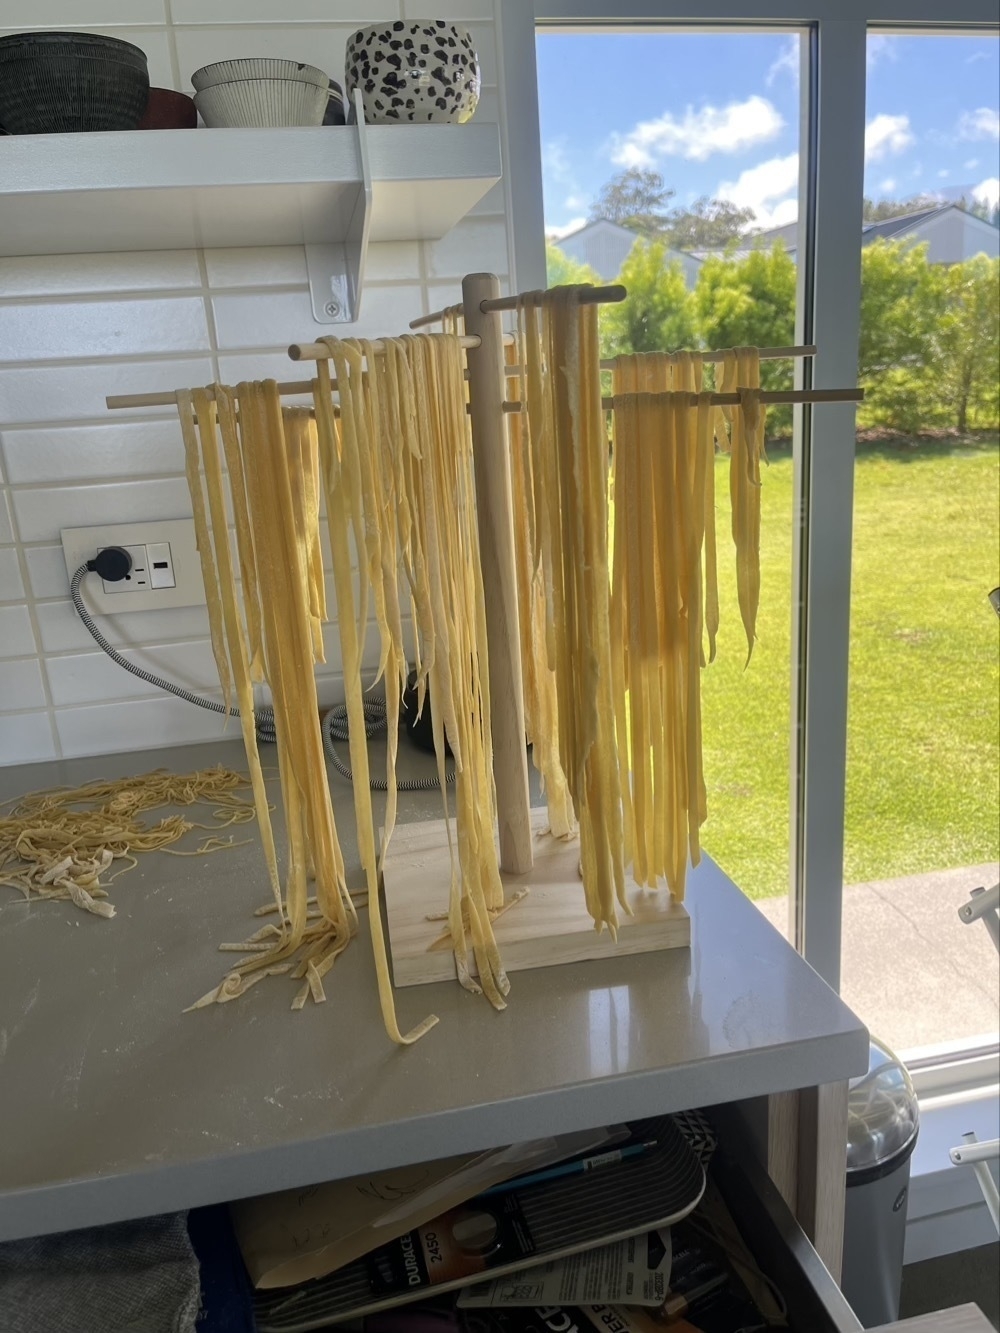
left=607, top=387, right=716, bottom=901
left=177, top=381, right=360, bottom=1013
left=506, top=335, right=575, bottom=838
left=719, top=347, right=766, bottom=665
left=519, top=288, right=626, bottom=934
left=311, top=333, right=510, bottom=1014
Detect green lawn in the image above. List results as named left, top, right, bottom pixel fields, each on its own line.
left=700, top=436, right=1000, bottom=899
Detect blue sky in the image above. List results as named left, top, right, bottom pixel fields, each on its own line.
left=537, top=31, right=1000, bottom=236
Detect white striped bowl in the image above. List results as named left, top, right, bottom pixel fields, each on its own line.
left=194, top=77, right=332, bottom=128
left=191, top=58, right=329, bottom=93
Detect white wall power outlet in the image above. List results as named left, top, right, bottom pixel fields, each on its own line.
left=61, top=520, right=206, bottom=614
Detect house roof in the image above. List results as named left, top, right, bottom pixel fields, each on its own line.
left=860, top=204, right=951, bottom=241
left=691, top=202, right=998, bottom=262
left=549, top=218, right=638, bottom=245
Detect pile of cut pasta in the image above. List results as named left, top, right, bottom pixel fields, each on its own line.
left=0, top=766, right=257, bottom=918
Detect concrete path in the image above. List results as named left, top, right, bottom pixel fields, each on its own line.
left=754, top=863, right=1000, bottom=1052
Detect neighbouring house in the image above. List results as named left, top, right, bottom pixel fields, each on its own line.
left=552, top=217, right=703, bottom=287
left=691, top=202, right=999, bottom=265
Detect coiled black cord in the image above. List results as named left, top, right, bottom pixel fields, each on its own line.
left=71, top=562, right=448, bottom=792
left=320, top=699, right=453, bottom=792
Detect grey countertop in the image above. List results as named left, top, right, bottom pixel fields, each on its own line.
left=0, top=738, right=868, bottom=1242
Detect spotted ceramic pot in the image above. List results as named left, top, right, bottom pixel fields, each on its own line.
left=345, top=20, right=480, bottom=124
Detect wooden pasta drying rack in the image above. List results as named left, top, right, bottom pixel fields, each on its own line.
left=106, top=273, right=862, bottom=992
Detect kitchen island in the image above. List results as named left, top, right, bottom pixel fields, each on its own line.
left=0, top=738, right=867, bottom=1282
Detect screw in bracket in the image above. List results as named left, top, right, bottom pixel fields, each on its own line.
left=324, top=299, right=341, bottom=318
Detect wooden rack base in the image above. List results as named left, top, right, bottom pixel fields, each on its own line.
left=382, top=809, right=691, bottom=989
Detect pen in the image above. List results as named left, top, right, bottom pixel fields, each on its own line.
left=480, top=1141, right=658, bottom=1197
left=660, top=1273, right=728, bottom=1323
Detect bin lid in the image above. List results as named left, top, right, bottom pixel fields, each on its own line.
left=846, top=1037, right=920, bottom=1173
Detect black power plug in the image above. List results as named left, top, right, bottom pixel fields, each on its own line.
left=87, top=546, right=133, bottom=582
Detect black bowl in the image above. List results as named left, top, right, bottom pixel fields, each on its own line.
left=0, top=31, right=149, bottom=133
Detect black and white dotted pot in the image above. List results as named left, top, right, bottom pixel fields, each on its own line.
left=345, top=20, right=480, bottom=124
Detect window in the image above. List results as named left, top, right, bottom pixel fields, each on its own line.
left=501, top=1, right=999, bottom=1081
left=839, top=30, right=1000, bottom=1056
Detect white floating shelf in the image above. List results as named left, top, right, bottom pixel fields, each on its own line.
left=0, top=112, right=502, bottom=323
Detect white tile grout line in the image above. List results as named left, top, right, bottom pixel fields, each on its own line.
left=162, top=0, right=184, bottom=92
left=3, top=489, right=63, bottom=759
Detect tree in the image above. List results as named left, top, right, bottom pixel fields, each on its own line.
left=862, top=195, right=936, bottom=222
left=545, top=240, right=599, bottom=288
left=960, top=196, right=1000, bottom=229
left=931, top=254, right=1000, bottom=433
left=665, top=197, right=756, bottom=250
left=858, top=240, right=946, bottom=431
left=600, top=239, right=698, bottom=358
left=693, top=244, right=797, bottom=430
left=589, top=168, right=674, bottom=236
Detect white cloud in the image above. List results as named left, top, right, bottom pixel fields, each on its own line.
left=965, top=158, right=980, bottom=170
left=563, top=192, right=588, bottom=212
left=865, top=113, right=915, bottom=163
left=937, top=169, right=951, bottom=179
left=973, top=177, right=1000, bottom=208
left=966, top=50, right=990, bottom=64
left=542, top=139, right=573, bottom=182
left=879, top=177, right=897, bottom=193
left=609, top=95, right=783, bottom=167
left=958, top=107, right=1000, bottom=141
left=867, top=35, right=898, bottom=70
left=717, top=151, right=799, bottom=229
left=546, top=217, right=587, bottom=241
left=766, top=36, right=798, bottom=88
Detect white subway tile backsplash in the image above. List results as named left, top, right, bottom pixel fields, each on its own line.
left=35, top=600, right=212, bottom=654
left=204, top=247, right=308, bottom=289
left=466, top=24, right=496, bottom=83
left=0, top=252, right=201, bottom=300
left=0, top=0, right=503, bottom=765
left=13, top=477, right=193, bottom=544
left=0, top=358, right=214, bottom=425
left=466, top=87, right=499, bottom=127
left=212, top=283, right=424, bottom=350
left=0, top=549, right=24, bottom=602
left=0, top=659, right=46, bottom=711
left=365, top=242, right=423, bottom=282
left=0, top=298, right=210, bottom=364
left=215, top=352, right=316, bottom=389
left=0, top=711, right=57, bottom=767
left=425, top=217, right=509, bottom=279
left=24, top=546, right=70, bottom=601
left=55, top=693, right=233, bottom=759
left=172, top=26, right=358, bottom=89
left=2, top=2, right=166, bottom=27
left=0, top=605, right=35, bottom=658
left=172, top=0, right=399, bottom=22
left=404, top=0, right=494, bottom=15
left=1, top=420, right=185, bottom=485
left=46, top=638, right=219, bottom=706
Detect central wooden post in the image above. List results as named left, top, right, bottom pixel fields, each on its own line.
left=462, top=271, right=533, bottom=874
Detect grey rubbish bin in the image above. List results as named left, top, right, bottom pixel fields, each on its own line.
left=841, top=1037, right=920, bottom=1328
